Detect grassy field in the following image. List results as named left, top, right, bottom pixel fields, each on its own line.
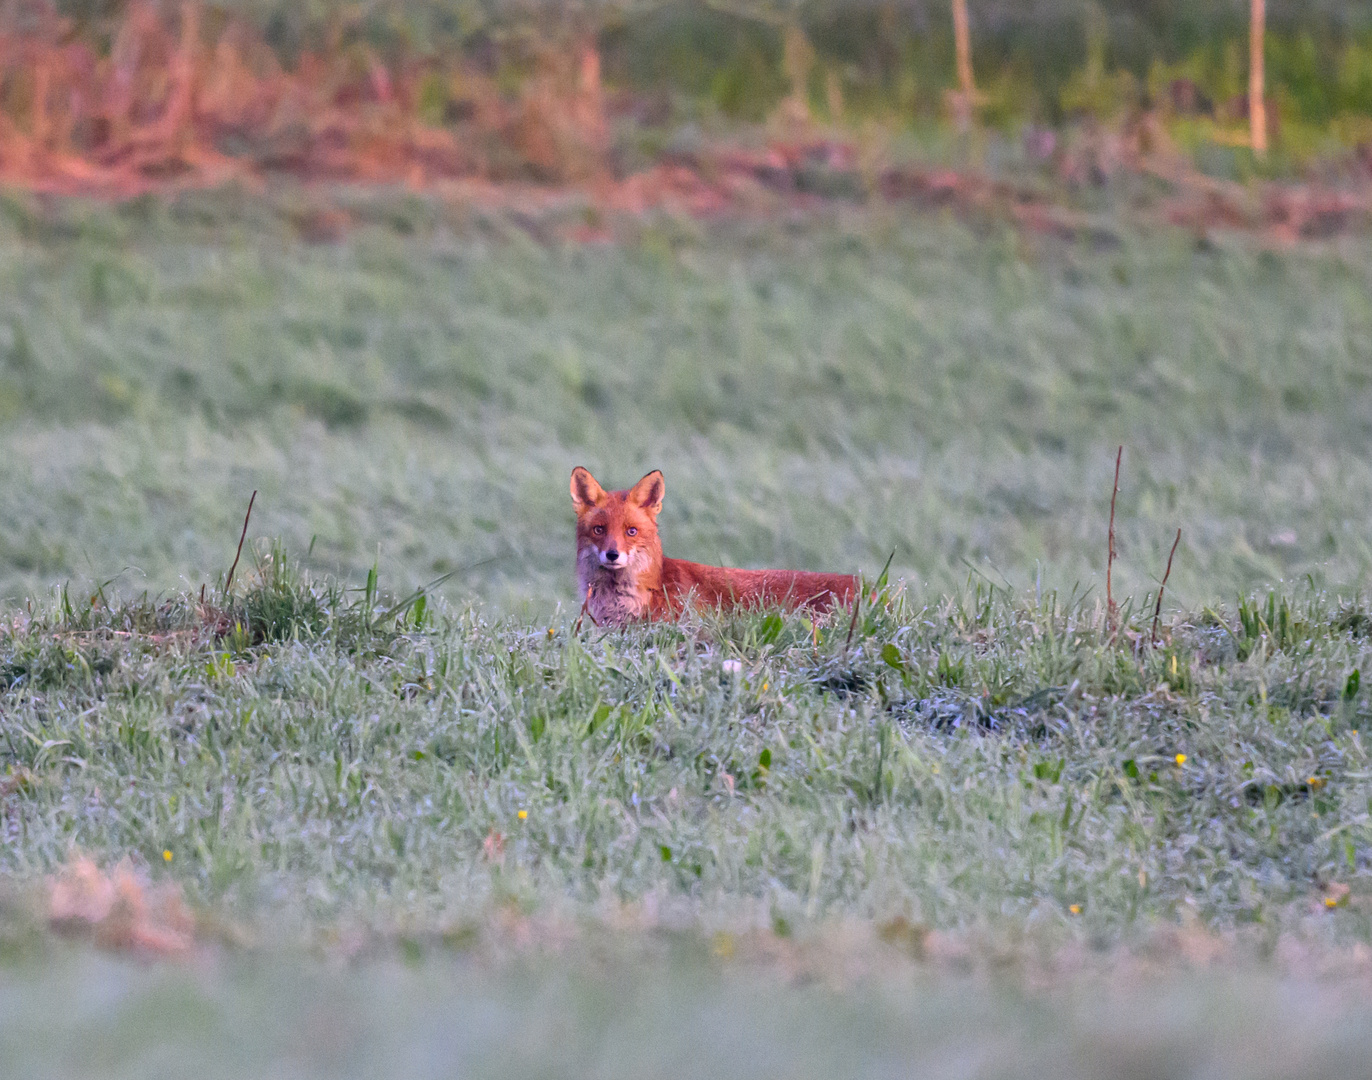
left=3, top=186, right=1372, bottom=1074
left=0, top=188, right=1371, bottom=610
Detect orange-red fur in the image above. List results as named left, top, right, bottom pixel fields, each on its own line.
left=571, top=467, right=856, bottom=626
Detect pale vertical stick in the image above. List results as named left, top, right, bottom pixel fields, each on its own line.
left=1249, top=0, right=1267, bottom=155
left=1106, top=446, right=1121, bottom=639
left=781, top=22, right=815, bottom=123
left=952, top=0, right=975, bottom=127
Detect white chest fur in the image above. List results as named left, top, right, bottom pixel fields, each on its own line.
left=577, top=556, right=650, bottom=625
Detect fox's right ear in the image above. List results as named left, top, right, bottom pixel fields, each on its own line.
left=570, top=467, right=606, bottom=514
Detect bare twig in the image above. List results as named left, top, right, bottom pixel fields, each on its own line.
left=1152, top=528, right=1182, bottom=645
left=843, top=586, right=861, bottom=657
left=223, top=490, right=257, bottom=596
left=573, top=584, right=598, bottom=635
left=1107, top=446, right=1121, bottom=638
left=869, top=550, right=896, bottom=605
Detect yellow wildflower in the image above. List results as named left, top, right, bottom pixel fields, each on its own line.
left=517, top=810, right=527, bottom=820
left=162, top=849, right=173, bottom=862
left=1069, top=904, right=1082, bottom=915
left=1175, top=754, right=1187, bottom=765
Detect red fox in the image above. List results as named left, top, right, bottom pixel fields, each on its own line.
left=571, top=466, right=857, bottom=626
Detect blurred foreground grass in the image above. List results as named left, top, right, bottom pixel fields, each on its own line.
left=5, top=946, right=1372, bottom=1080
left=0, top=189, right=1370, bottom=612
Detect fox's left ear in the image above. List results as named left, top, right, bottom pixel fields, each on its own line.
left=628, top=470, right=665, bottom=517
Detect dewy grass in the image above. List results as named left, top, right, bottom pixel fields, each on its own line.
left=0, top=191, right=1370, bottom=613
left=2, top=555, right=1369, bottom=948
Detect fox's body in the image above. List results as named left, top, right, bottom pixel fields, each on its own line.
left=571, top=467, right=856, bottom=626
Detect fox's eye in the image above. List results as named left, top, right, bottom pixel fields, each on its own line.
left=626, top=527, right=638, bottom=537
left=592, top=525, right=605, bottom=536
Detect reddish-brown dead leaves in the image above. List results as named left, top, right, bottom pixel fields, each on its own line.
left=48, top=855, right=195, bottom=956
left=0, top=2, right=608, bottom=197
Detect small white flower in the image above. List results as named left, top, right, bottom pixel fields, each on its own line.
left=722, top=660, right=743, bottom=674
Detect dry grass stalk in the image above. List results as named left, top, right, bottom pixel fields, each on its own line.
left=223, top=489, right=257, bottom=596
left=573, top=584, right=598, bottom=636
left=843, top=587, right=861, bottom=657
left=1152, top=528, right=1182, bottom=644
left=1107, top=445, right=1122, bottom=638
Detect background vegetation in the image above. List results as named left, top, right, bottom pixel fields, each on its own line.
left=55, top=0, right=1372, bottom=137
left=17, top=0, right=1372, bottom=166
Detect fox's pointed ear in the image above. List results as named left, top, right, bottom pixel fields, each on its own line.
left=628, top=470, right=665, bottom=516
left=570, top=467, right=606, bottom=514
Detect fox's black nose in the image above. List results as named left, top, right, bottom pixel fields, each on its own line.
left=605, top=549, right=620, bottom=562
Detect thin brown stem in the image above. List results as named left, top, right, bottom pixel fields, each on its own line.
left=573, top=584, right=598, bottom=635
left=1107, top=446, right=1121, bottom=637
left=844, top=587, right=862, bottom=657
left=1152, top=528, right=1182, bottom=645
left=223, top=490, right=257, bottom=596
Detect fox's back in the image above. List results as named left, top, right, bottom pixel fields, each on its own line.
left=657, top=558, right=855, bottom=616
